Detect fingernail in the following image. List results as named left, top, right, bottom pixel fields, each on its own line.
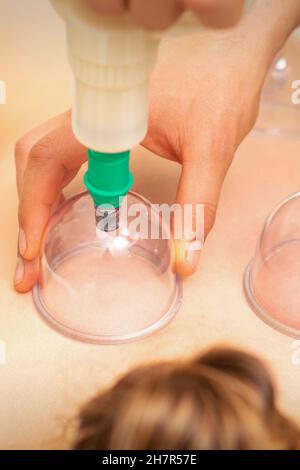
left=18, top=228, right=27, bottom=257
left=14, top=257, right=24, bottom=285
left=185, top=239, right=203, bottom=269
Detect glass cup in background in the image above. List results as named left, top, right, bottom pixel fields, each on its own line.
left=244, top=192, right=300, bottom=337
left=254, top=28, right=300, bottom=138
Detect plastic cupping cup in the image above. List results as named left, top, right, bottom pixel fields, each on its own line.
left=244, top=192, right=300, bottom=337
left=254, top=29, right=300, bottom=138
left=33, top=191, right=182, bottom=344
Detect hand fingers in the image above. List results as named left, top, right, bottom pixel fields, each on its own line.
left=19, top=122, right=86, bottom=262
left=14, top=257, right=39, bottom=293
left=88, top=0, right=244, bottom=29
left=183, top=0, right=245, bottom=28
left=87, top=0, right=126, bottom=15
left=88, top=0, right=183, bottom=30
left=130, top=0, right=183, bottom=30
left=15, top=111, right=72, bottom=198
left=174, top=145, right=234, bottom=276
left=15, top=193, right=66, bottom=293
left=15, top=119, right=86, bottom=293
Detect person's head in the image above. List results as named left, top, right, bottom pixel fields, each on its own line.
left=73, top=347, right=300, bottom=450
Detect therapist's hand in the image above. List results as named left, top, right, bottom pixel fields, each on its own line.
left=87, top=0, right=245, bottom=29
left=14, top=28, right=269, bottom=292
left=144, top=29, right=268, bottom=275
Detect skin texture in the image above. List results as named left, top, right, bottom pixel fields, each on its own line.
left=87, top=0, right=245, bottom=30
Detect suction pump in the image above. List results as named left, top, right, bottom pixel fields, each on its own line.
left=31, top=0, right=200, bottom=343
left=51, top=0, right=158, bottom=228
left=84, top=149, right=133, bottom=232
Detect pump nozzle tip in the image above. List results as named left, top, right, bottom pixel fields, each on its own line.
left=95, top=206, right=120, bottom=232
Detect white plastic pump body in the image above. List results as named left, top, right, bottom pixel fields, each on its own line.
left=51, top=0, right=198, bottom=153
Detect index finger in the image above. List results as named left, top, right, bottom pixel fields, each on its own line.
left=15, top=111, right=72, bottom=198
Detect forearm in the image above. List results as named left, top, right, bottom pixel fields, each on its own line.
left=238, top=0, right=300, bottom=67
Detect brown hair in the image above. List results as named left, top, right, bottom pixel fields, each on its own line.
left=73, top=347, right=300, bottom=450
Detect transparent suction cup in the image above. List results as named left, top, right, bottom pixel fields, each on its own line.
left=33, top=191, right=182, bottom=344
left=244, top=192, right=300, bottom=338
left=254, top=29, right=300, bottom=138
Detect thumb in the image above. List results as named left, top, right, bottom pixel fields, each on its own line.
left=174, top=157, right=229, bottom=276
left=18, top=123, right=86, bottom=262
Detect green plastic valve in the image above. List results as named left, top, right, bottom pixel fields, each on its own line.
left=84, top=149, right=134, bottom=208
